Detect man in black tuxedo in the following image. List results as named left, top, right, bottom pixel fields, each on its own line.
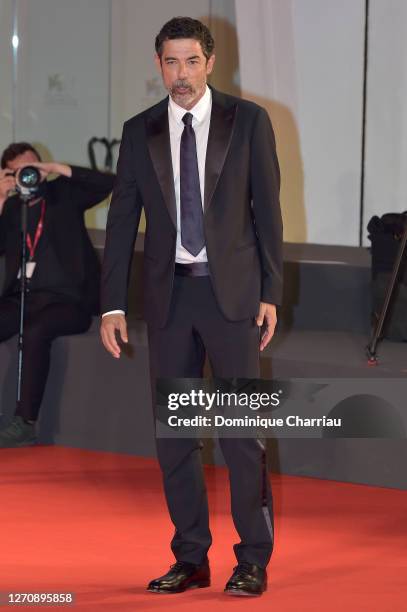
left=0, top=142, right=115, bottom=447
left=101, top=17, right=283, bottom=597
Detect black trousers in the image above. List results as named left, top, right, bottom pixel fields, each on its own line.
left=148, top=274, right=274, bottom=569
left=0, top=291, right=91, bottom=421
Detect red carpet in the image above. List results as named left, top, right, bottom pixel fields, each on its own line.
left=0, top=446, right=406, bottom=611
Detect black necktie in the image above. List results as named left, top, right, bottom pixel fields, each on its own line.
left=180, top=112, right=205, bottom=256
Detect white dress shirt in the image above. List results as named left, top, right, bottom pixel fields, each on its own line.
left=103, top=86, right=212, bottom=317
left=169, top=84, right=211, bottom=264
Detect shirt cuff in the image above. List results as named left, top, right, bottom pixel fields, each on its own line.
left=102, top=310, right=125, bottom=317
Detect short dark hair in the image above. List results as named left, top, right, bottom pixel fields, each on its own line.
left=155, top=17, right=215, bottom=60
left=1, top=142, right=41, bottom=169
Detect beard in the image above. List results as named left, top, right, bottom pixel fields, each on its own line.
left=169, top=79, right=204, bottom=108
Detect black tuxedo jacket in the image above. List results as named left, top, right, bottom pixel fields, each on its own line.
left=0, top=166, right=115, bottom=314
left=102, top=87, right=283, bottom=328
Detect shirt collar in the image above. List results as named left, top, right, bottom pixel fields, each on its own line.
left=168, top=85, right=212, bottom=126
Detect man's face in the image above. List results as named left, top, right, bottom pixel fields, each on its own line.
left=155, top=38, right=215, bottom=109
left=7, top=150, right=39, bottom=173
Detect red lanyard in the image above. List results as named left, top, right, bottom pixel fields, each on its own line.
left=26, top=199, right=46, bottom=260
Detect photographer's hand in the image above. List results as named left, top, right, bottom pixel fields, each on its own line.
left=0, top=169, right=16, bottom=214
left=14, top=162, right=72, bottom=181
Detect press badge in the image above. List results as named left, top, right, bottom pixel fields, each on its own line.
left=17, top=262, right=37, bottom=279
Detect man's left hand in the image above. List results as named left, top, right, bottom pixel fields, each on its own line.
left=256, top=302, right=277, bottom=351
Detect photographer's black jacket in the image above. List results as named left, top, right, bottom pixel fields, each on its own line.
left=0, top=166, right=115, bottom=314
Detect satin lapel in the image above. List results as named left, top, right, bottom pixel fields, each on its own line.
left=146, top=101, right=177, bottom=229
left=204, top=97, right=237, bottom=212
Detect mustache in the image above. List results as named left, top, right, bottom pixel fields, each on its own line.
left=171, top=80, right=193, bottom=92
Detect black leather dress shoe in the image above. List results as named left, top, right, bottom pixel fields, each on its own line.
left=147, top=559, right=210, bottom=594
left=224, top=562, right=267, bottom=597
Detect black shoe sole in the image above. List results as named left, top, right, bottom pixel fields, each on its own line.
left=224, top=586, right=266, bottom=597
left=147, top=580, right=210, bottom=594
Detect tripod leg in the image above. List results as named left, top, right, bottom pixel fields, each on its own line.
left=16, top=200, right=28, bottom=409
left=366, top=220, right=407, bottom=363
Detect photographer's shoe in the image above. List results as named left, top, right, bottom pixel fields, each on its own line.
left=147, top=559, right=210, bottom=593
left=0, top=416, right=37, bottom=448
left=224, top=562, right=267, bottom=597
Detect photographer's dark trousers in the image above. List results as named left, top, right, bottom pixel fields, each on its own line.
left=0, top=291, right=91, bottom=421
left=147, top=272, right=274, bottom=569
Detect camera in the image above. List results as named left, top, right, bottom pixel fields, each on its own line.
left=14, top=166, right=42, bottom=198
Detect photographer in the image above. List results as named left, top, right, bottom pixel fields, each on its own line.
left=0, top=142, right=115, bottom=447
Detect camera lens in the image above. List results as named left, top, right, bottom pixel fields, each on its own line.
left=15, top=165, right=42, bottom=197
left=19, top=166, right=41, bottom=187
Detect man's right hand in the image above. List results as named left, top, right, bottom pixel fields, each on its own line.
left=0, top=169, right=16, bottom=214
left=100, top=313, right=128, bottom=359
